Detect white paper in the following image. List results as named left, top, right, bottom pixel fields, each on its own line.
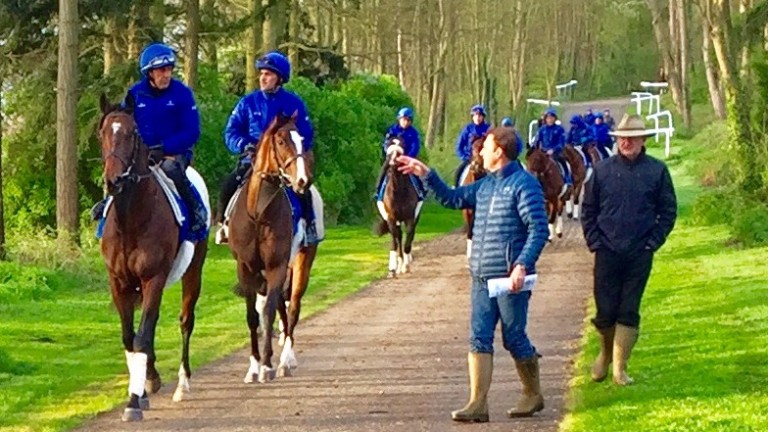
left=487, top=274, right=538, bottom=298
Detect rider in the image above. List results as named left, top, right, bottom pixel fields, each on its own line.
left=455, top=104, right=491, bottom=185
left=89, top=42, right=207, bottom=236
left=584, top=108, right=596, bottom=127
left=533, top=108, right=572, bottom=185
left=603, top=109, right=616, bottom=130
left=567, top=114, right=594, bottom=147
left=217, top=50, right=318, bottom=244
left=374, top=107, right=425, bottom=200
left=501, top=117, right=524, bottom=157
left=592, top=112, right=614, bottom=160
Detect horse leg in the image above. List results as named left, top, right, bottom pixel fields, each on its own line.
left=556, top=198, right=565, bottom=238
left=172, top=241, right=206, bottom=402
left=547, top=200, right=556, bottom=242
left=241, top=264, right=264, bottom=383
left=277, top=268, right=292, bottom=347
left=467, top=211, right=474, bottom=260
left=395, top=222, right=406, bottom=275
left=387, top=220, right=399, bottom=278
left=111, top=280, right=147, bottom=417
left=278, top=245, right=318, bottom=378
left=402, top=218, right=416, bottom=273
left=123, top=277, right=165, bottom=422
left=573, top=180, right=583, bottom=220
left=259, top=265, right=288, bottom=383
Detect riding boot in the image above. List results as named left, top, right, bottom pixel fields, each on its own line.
left=215, top=164, right=249, bottom=244
left=300, top=191, right=320, bottom=245
left=90, top=199, right=107, bottom=221
left=451, top=352, right=492, bottom=423
left=176, top=176, right=207, bottom=235
left=592, top=325, right=615, bottom=382
left=613, top=324, right=638, bottom=386
left=507, top=355, right=545, bottom=418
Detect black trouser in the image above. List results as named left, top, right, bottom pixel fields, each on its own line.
left=216, top=163, right=250, bottom=224
left=160, top=156, right=205, bottom=228
left=592, top=248, right=654, bottom=329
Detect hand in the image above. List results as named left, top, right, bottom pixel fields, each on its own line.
left=396, top=155, right=430, bottom=177
left=243, top=143, right=257, bottom=155
left=509, top=264, right=526, bottom=293
left=148, top=146, right=165, bottom=166
left=546, top=149, right=554, bottom=156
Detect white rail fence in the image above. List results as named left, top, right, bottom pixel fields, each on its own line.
left=630, top=81, right=675, bottom=157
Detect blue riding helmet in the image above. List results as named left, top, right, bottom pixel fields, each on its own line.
left=139, top=43, right=176, bottom=76
left=255, top=51, right=291, bottom=83
left=545, top=108, right=558, bottom=118
left=501, top=117, right=515, bottom=127
left=470, top=104, right=487, bottom=117
left=397, top=107, right=414, bottom=120
left=594, top=112, right=604, bottom=119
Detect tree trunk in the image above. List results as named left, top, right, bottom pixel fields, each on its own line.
left=700, top=0, right=727, bottom=119
left=149, top=0, right=165, bottom=41
left=671, top=0, right=692, bottom=128
left=103, top=17, right=120, bottom=76
left=397, top=24, right=405, bottom=90
left=288, top=0, right=300, bottom=66
left=129, top=1, right=151, bottom=59
left=185, top=0, right=200, bottom=90
left=647, top=0, right=686, bottom=119
left=425, top=0, right=449, bottom=148
left=202, top=0, right=218, bottom=68
left=263, top=0, right=287, bottom=52
left=0, top=75, right=6, bottom=260
left=246, top=0, right=264, bottom=92
left=56, top=0, right=80, bottom=244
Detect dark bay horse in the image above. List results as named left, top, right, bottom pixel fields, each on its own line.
left=375, top=135, right=421, bottom=277
left=563, top=144, right=587, bottom=219
left=227, top=113, right=318, bottom=382
left=98, top=94, right=208, bottom=421
left=526, top=147, right=571, bottom=241
left=459, top=135, right=486, bottom=259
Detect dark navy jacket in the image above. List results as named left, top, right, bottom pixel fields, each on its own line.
left=455, top=122, right=491, bottom=162
left=383, top=124, right=420, bottom=158
left=224, top=87, right=314, bottom=154
left=125, top=78, right=200, bottom=161
left=426, top=161, right=549, bottom=277
left=581, top=149, right=677, bottom=255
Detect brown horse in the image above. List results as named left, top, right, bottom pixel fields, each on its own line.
left=460, top=135, right=487, bottom=258
left=226, top=113, right=318, bottom=382
left=97, top=94, right=208, bottom=422
left=375, top=135, right=422, bottom=277
left=585, top=142, right=612, bottom=167
left=525, top=147, right=571, bottom=241
left=563, top=144, right=587, bottom=219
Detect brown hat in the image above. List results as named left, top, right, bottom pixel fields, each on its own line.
left=609, top=114, right=656, bottom=138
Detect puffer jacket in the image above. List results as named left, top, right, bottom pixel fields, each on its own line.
left=426, top=161, right=549, bottom=277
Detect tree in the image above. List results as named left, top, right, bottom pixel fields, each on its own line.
left=186, top=0, right=201, bottom=90
left=0, top=76, right=6, bottom=260
left=56, top=0, right=80, bottom=244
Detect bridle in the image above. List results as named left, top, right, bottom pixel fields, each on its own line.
left=102, top=113, right=152, bottom=189
left=255, top=127, right=307, bottom=189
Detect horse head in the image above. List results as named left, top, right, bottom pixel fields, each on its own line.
left=525, top=147, right=553, bottom=182
left=384, top=135, right=406, bottom=168
left=469, top=134, right=486, bottom=177
left=98, top=93, right=146, bottom=196
left=255, top=112, right=312, bottom=194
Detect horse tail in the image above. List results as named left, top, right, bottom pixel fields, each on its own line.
left=374, top=219, right=389, bottom=236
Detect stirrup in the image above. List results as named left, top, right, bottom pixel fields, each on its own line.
left=215, top=224, right=229, bottom=245
left=90, top=200, right=106, bottom=221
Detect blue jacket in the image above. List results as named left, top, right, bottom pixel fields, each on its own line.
left=126, top=78, right=200, bottom=161
left=426, top=161, right=549, bottom=277
left=534, top=124, right=566, bottom=153
left=568, top=117, right=594, bottom=146
left=455, top=122, right=491, bottom=162
left=224, top=87, right=314, bottom=155
left=592, top=123, right=613, bottom=149
left=383, top=124, right=420, bottom=158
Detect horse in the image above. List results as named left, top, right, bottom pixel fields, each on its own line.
left=97, top=93, right=208, bottom=422
left=563, top=144, right=588, bottom=219
left=459, top=134, right=487, bottom=258
left=375, top=135, right=422, bottom=277
left=525, top=147, right=571, bottom=241
left=585, top=142, right=613, bottom=167
left=226, top=113, right=319, bottom=382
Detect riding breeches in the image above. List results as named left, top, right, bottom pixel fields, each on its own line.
left=216, top=163, right=250, bottom=223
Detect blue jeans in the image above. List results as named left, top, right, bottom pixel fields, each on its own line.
left=469, top=276, right=536, bottom=359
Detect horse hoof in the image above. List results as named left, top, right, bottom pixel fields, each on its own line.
left=567, top=212, right=573, bottom=219
left=277, top=365, right=294, bottom=378
left=121, top=408, right=143, bottom=422
left=145, top=377, right=162, bottom=394
left=139, top=395, right=150, bottom=410
left=557, top=233, right=563, bottom=238
left=258, top=367, right=276, bottom=383
left=172, top=386, right=188, bottom=402
left=244, top=372, right=257, bottom=383
left=387, top=271, right=396, bottom=279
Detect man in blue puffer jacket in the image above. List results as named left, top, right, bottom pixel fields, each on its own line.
left=216, top=50, right=318, bottom=244
left=455, top=104, right=491, bottom=185
left=373, top=107, right=425, bottom=200
left=398, top=127, right=549, bottom=422
left=89, top=42, right=206, bottom=235
left=533, top=108, right=572, bottom=185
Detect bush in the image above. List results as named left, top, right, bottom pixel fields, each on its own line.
left=691, top=188, right=742, bottom=226
left=732, top=204, right=768, bottom=246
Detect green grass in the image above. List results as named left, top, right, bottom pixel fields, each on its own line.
left=0, top=202, right=462, bottom=432
left=561, top=138, right=768, bottom=431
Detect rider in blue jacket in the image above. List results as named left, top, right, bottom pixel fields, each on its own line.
left=374, top=107, right=425, bottom=200
left=501, top=117, right=524, bottom=157
left=216, top=50, right=318, bottom=244
left=592, top=113, right=614, bottom=160
left=455, top=104, right=491, bottom=185
left=533, top=108, right=572, bottom=185
left=90, top=43, right=206, bottom=235
left=567, top=114, right=594, bottom=147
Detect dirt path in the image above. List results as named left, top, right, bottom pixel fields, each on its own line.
left=76, top=222, right=592, bottom=432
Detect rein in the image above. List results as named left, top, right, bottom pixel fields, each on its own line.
left=103, top=118, right=153, bottom=188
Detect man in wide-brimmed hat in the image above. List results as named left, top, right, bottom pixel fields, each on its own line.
left=581, top=113, right=677, bottom=386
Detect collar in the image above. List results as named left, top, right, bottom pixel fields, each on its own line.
left=260, top=86, right=283, bottom=98
left=618, top=147, right=647, bottom=165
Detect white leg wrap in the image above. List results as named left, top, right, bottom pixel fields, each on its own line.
left=244, top=355, right=259, bottom=383
left=388, top=250, right=397, bottom=271
left=279, top=336, right=298, bottom=369
left=466, top=239, right=472, bottom=259
left=566, top=199, right=574, bottom=215
left=125, top=351, right=134, bottom=396
left=556, top=215, right=564, bottom=235
left=573, top=204, right=581, bottom=219
left=309, top=185, right=325, bottom=241
left=173, top=364, right=190, bottom=402
left=128, top=352, right=148, bottom=397
left=548, top=223, right=555, bottom=240
left=396, top=255, right=405, bottom=274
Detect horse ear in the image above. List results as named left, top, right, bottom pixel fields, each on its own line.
left=99, top=93, right=112, bottom=114
left=122, top=92, right=136, bottom=115
left=290, top=110, right=299, bottom=121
